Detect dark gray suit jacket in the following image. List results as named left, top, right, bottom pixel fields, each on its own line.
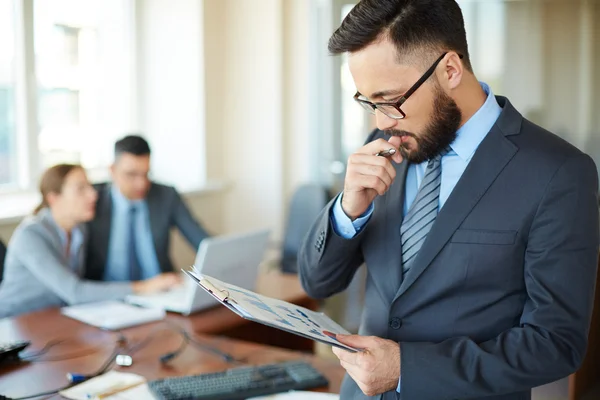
left=298, top=97, right=600, bottom=400
left=85, top=182, right=210, bottom=280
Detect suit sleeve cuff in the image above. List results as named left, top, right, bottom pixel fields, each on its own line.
left=329, top=193, right=374, bottom=239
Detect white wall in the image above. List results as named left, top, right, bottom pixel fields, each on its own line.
left=498, top=0, right=599, bottom=155
left=219, top=0, right=284, bottom=238
left=172, top=0, right=315, bottom=263
left=541, top=1, right=581, bottom=145
left=136, top=0, right=207, bottom=192
left=202, top=0, right=226, bottom=184
left=502, top=1, right=544, bottom=120
left=283, top=0, right=313, bottom=201
left=154, top=0, right=315, bottom=265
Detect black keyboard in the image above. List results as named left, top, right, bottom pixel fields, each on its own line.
left=148, top=360, right=329, bottom=400
left=0, top=341, right=30, bottom=365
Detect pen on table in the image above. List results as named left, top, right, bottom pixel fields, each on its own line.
left=87, top=381, right=144, bottom=399
left=375, top=148, right=397, bottom=157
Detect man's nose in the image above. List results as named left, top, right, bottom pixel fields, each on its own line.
left=375, top=110, right=398, bottom=131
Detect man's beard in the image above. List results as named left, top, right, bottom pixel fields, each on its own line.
left=385, top=87, right=462, bottom=164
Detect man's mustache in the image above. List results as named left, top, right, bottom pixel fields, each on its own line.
left=384, top=129, right=417, bottom=139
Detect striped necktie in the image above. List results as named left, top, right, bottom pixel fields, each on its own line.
left=400, top=148, right=449, bottom=272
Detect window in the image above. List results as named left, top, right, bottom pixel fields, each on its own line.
left=339, top=3, right=371, bottom=163
left=457, top=0, right=506, bottom=93
left=310, top=0, right=366, bottom=191
left=0, top=0, right=134, bottom=194
left=0, top=0, right=18, bottom=187
left=34, top=0, right=135, bottom=172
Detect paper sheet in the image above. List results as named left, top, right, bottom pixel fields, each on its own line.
left=59, top=371, right=146, bottom=400
left=61, top=300, right=165, bottom=330
left=102, top=383, right=155, bottom=399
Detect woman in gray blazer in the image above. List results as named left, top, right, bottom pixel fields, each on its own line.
left=0, top=164, right=180, bottom=318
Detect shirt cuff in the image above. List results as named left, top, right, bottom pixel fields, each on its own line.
left=329, top=193, right=374, bottom=239
left=397, top=376, right=401, bottom=393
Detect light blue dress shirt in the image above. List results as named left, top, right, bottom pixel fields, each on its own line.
left=103, top=186, right=161, bottom=281
left=330, top=82, right=502, bottom=392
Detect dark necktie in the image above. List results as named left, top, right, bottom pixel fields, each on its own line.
left=128, top=206, right=142, bottom=281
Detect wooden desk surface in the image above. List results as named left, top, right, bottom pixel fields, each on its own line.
left=0, top=308, right=344, bottom=399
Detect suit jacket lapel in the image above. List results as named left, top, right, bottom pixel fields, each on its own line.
left=369, top=159, right=409, bottom=303
left=145, top=184, right=163, bottom=264
left=77, top=224, right=88, bottom=276
left=393, top=97, right=522, bottom=301
left=96, top=186, right=113, bottom=262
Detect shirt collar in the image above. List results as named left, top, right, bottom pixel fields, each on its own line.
left=110, top=184, right=144, bottom=210
left=450, top=82, right=502, bottom=161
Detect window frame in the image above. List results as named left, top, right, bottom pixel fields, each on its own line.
left=0, top=0, right=137, bottom=195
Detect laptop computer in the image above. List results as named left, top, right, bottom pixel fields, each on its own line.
left=125, top=228, right=271, bottom=315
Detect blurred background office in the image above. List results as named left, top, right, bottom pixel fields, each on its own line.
left=0, top=0, right=598, bottom=396
left=1, top=0, right=599, bottom=246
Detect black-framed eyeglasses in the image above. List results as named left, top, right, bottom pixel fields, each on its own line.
left=353, top=52, right=463, bottom=120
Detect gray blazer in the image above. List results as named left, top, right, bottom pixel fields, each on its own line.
left=299, top=97, right=600, bottom=400
left=85, top=182, right=209, bottom=280
left=0, top=209, right=132, bottom=318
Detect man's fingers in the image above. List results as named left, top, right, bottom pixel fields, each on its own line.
left=332, top=346, right=359, bottom=365
left=386, top=136, right=404, bottom=163
left=350, top=164, right=394, bottom=188
left=350, top=174, right=388, bottom=196
left=345, top=171, right=389, bottom=196
left=340, top=362, right=373, bottom=395
left=348, top=154, right=397, bottom=181
left=358, top=138, right=399, bottom=156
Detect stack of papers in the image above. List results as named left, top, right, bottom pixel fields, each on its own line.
left=61, top=301, right=165, bottom=330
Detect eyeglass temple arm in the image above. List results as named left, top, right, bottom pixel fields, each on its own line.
left=401, top=52, right=464, bottom=101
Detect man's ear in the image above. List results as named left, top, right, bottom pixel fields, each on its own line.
left=440, top=52, right=463, bottom=91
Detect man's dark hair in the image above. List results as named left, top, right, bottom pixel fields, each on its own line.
left=114, top=135, right=151, bottom=159
left=329, top=0, right=472, bottom=72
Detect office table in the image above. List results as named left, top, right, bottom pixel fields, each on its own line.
left=0, top=308, right=344, bottom=399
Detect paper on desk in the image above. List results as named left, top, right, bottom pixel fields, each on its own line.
left=250, top=392, right=339, bottom=400
left=59, top=371, right=146, bottom=400
left=61, top=300, right=165, bottom=330
left=100, top=383, right=156, bottom=399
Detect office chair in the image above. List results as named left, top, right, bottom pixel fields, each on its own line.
left=280, top=183, right=331, bottom=274
left=0, top=238, right=6, bottom=284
